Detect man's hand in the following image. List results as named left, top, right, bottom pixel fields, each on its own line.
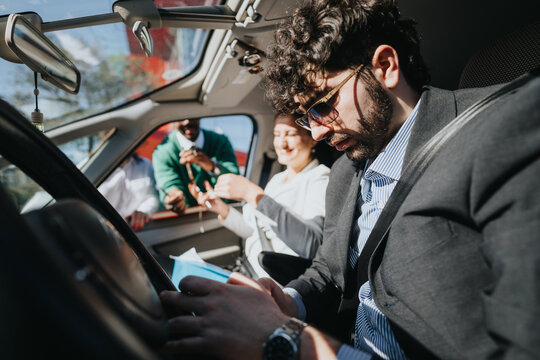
left=257, top=277, right=299, bottom=317
left=159, top=272, right=289, bottom=359
left=164, top=187, right=187, bottom=213
left=213, top=174, right=265, bottom=207
left=179, top=148, right=215, bottom=173
left=188, top=180, right=230, bottom=219
left=125, top=210, right=150, bottom=231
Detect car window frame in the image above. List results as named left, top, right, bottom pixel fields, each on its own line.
left=95, top=113, right=257, bottom=222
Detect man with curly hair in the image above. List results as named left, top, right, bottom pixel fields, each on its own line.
left=159, top=0, right=540, bottom=359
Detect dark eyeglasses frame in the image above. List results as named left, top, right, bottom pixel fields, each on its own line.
left=296, top=63, right=366, bottom=130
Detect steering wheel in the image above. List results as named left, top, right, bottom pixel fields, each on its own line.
left=23, top=199, right=167, bottom=342
left=0, top=100, right=174, bottom=357
left=0, top=98, right=176, bottom=294
left=0, top=185, right=169, bottom=357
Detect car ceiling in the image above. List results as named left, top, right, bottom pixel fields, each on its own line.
left=24, top=0, right=540, bottom=167
left=392, top=0, right=539, bottom=89
left=151, top=0, right=539, bottom=108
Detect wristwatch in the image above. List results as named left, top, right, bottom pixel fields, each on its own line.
left=263, top=318, right=307, bottom=360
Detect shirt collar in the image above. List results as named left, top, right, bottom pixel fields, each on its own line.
left=283, top=158, right=320, bottom=179
left=176, top=129, right=205, bottom=150
left=364, top=99, right=421, bottom=182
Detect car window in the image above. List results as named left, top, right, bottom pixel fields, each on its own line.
left=0, top=0, right=224, bottom=130
left=0, top=162, right=52, bottom=213
left=57, top=129, right=113, bottom=169
left=200, top=115, right=254, bottom=175
left=99, top=114, right=254, bottom=220
left=137, top=115, right=254, bottom=175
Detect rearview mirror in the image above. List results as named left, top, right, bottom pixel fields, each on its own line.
left=5, top=14, right=81, bottom=94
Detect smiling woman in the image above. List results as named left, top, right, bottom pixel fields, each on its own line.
left=192, top=113, right=330, bottom=281
left=0, top=0, right=223, bottom=130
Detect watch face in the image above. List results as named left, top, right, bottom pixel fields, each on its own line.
left=264, top=335, right=295, bottom=360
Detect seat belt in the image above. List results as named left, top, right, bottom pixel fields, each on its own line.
left=258, top=152, right=275, bottom=189
left=254, top=216, right=274, bottom=252
left=355, top=72, right=535, bottom=289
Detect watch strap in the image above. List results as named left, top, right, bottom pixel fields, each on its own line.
left=283, top=317, right=307, bottom=340
left=263, top=318, right=307, bottom=360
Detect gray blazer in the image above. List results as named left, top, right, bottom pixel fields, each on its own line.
left=289, top=73, right=540, bottom=358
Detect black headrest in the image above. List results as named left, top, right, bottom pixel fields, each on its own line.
left=459, top=22, right=540, bottom=89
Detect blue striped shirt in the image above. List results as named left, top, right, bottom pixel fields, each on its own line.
left=284, top=102, right=421, bottom=359
left=338, top=100, right=420, bottom=360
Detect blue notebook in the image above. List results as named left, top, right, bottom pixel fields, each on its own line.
left=170, top=248, right=231, bottom=290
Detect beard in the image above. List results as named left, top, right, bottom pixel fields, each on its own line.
left=327, top=71, right=394, bottom=161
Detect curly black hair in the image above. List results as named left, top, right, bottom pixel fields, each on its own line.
left=264, top=0, right=430, bottom=114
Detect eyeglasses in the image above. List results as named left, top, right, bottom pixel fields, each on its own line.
left=295, top=64, right=365, bottom=130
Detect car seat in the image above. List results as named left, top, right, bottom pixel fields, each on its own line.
left=459, top=21, right=540, bottom=89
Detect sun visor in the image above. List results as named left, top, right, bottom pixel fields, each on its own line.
left=200, top=30, right=266, bottom=107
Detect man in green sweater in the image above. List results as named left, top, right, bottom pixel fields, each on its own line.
left=152, top=119, right=239, bottom=212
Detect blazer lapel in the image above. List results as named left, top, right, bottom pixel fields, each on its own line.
left=359, top=87, right=459, bottom=281
left=331, top=160, right=365, bottom=288
left=403, top=87, right=458, bottom=167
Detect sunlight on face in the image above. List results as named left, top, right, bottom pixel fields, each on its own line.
left=295, top=68, right=393, bottom=161
left=273, top=114, right=317, bottom=169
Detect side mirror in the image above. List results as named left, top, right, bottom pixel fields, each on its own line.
left=5, top=13, right=81, bottom=94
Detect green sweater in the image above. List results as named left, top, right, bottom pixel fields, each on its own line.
left=152, top=129, right=239, bottom=207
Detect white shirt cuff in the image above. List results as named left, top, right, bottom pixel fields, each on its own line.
left=283, top=287, right=306, bottom=320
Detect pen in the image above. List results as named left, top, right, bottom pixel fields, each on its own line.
left=195, top=185, right=213, bottom=209
left=183, top=159, right=210, bottom=207
left=186, top=163, right=194, bottom=182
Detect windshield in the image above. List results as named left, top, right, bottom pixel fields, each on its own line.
left=0, top=0, right=222, bottom=130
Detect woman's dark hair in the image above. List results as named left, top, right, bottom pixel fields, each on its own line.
left=264, top=0, right=430, bottom=114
